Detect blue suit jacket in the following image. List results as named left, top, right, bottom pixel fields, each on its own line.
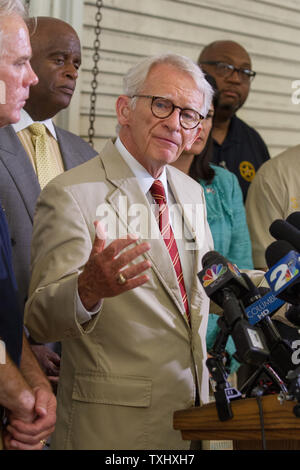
left=0, top=204, right=23, bottom=365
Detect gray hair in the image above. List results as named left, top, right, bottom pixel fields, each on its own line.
left=0, top=0, right=27, bottom=54
left=123, top=53, right=214, bottom=118
left=0, top=0, right=26, bottom=18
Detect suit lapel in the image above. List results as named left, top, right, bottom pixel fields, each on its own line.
left=56, top=127, right=77, bottom=170
left=166, top=166, right=209, bottom=316
left=100, top=141, right=188, bottom=317
left=0, top=126, right=40, bottom=221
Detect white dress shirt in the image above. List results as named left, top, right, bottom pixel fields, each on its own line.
left=115, top=137, right=194, bottom=303
left=12, top=108, right=58, bottom=139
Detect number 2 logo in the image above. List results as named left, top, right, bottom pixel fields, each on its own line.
left=269, top=264, right=289, bottom=292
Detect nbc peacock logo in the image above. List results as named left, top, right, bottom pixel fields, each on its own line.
left=285, top=265, right=298, bottom=283
left=202, top=264, right=227, bottom=287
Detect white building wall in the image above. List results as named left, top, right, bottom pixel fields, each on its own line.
left=28, top=0, right=300, bottom=157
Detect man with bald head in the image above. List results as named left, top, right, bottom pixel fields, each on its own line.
left=198, top=40, right=270, bottom=199
left=24, top=16, right=82, bottom=120
left=0, top=16, right=97, bottom=384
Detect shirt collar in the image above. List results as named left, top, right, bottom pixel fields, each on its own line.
left=115, top=137, right=169, bottom=202
left=11, top=108, right=58, bottom=140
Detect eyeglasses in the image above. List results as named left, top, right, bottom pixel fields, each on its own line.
left=200, top=61, right=256, bottom=83
left=131, top=95, right=204, bottom=129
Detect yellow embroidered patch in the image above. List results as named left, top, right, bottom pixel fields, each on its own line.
left=239, top=161, right=256, bottom=182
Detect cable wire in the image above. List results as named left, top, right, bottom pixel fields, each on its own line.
left=256, top=396, right=267, bottom=450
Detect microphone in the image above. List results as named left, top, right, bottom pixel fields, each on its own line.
left=267, top=215, right=300, bottom=325
left=243, top=279, right=285, bottom=326
left=200, top=250, right=250, bottom=306
left=286, top=212, right=300, bottom=231
left=286, top=305, right=300, bottom=328
left=199, top=251, right=270, bottom=366
left=265, top=240, right=300, bottom=304
left=240, top=273, right=294, bottom=379
left=269, top=219, right=300, bottom=252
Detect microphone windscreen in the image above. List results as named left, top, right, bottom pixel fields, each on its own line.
left=240, top=272, right=259, bottom=292
left=285, top=305, right=300, bottom=327
left=201, top=250, right=249, bottom=295
left=202, top=250, right=226, bottom=268
left=265, top=239, right=295, bottom=269
left=240, top=272, right=261, bottom=306
left=269, top=219, right=300, bottom=252
left=286, top=212, right=300, bottom=231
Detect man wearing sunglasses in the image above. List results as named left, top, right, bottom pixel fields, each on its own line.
left=198, top=40, right=270, bottom=200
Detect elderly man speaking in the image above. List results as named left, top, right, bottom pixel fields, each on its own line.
left=25, top=53, right=214, bottom=450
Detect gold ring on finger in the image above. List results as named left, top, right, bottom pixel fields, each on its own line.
left=117, top=272, right=127, bottom=285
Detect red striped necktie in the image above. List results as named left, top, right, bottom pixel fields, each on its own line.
left=150, top=179, right=190, bottom=322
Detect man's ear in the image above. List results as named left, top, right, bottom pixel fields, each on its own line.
left=184, top=124, right=202, bottom=152
left=116, top=95, right=131, bottom=126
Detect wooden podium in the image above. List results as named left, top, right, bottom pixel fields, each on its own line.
left=174, top=395, right=300, bottom=450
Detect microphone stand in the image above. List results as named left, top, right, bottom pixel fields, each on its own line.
left=207, top=320, right=300, bottom=419
left=237, top=319, right=300, bottom=418
left=207, top=293, right=300, bottom=419
left=206, top=316, right=242, bottom=421
left=239, top=362, right=289, bottom=397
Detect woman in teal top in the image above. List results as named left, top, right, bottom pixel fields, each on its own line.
left=171, top=75, right=253, bottom=373
left=198, top=164, right=253, bottom=270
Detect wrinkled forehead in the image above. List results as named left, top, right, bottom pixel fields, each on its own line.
left=0, top=15, right=31, bottom=59
left=143, top=63, right=200, bottom=95
left=31, top=23, right=81, bottom=57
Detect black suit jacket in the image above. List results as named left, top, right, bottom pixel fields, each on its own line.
left=0, top=204, right=23, bottom=365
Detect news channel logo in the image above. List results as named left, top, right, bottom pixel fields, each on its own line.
left=202, top=263, right=227, bottom=287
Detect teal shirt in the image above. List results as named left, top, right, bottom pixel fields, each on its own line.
left=199, top=165, right=254, bottom=373
left=199, top=165, right=253, bottom=269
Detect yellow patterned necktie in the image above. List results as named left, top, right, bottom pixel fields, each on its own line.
left=29, top=123, right=59, bottom=189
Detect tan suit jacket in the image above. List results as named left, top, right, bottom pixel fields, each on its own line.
left=25, top=140, right=213, bottom=450
left=246, top=144, right=300, bottom=269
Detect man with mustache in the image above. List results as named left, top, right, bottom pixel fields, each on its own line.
left=0, top=16, right=97, bottom=385
left=198, top=40, right=270, bottom=200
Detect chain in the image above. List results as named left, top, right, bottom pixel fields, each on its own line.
left=88, top=0, right=103, bottom=147
left=24, top=0, right=31, bottom=11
